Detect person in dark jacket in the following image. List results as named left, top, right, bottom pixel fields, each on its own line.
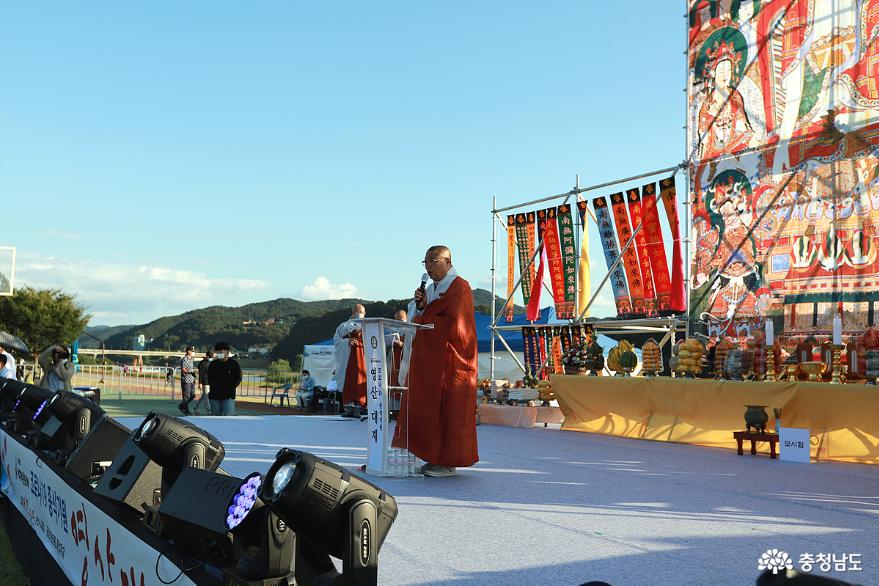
left=207, top=342, right=241, bottom=416
left=193, top=350, right=214, bottom=414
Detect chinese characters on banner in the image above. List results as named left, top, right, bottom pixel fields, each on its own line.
left=505, top=215, right=516, bottom=322
left=593, top=196, right=633, bottom=316
left=640, top=182, right=673, bottom=313
left=556, top=204, right=577, bottom=319
left=626, top=188, right=657, bottom=316
left=514, top=212, right=537, bottom=308
left=610, top=191, right=646, bottom=315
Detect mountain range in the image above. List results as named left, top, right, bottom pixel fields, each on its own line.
left=80, top=289, right=522, bottom=362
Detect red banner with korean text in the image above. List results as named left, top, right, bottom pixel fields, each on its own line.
left=640, top=182, right=672, bottom=313
left=610, top=192, right=646, bottom=315
left=659, top=175, right=686, bottom=313
left=626, top=187, right=657, bottom=315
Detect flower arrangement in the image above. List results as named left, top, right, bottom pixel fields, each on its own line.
left=563, top=335, right=604, bottom=373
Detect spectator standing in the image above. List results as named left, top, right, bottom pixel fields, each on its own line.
left=0, top=343, right=16, bottom=380
left=178, top=346, right=196, bottom=415
left=37, top=344, right=75, bottom=392
left=193, top=350, right=213, bottom=414
left=207, top=342, right=241, bottom=416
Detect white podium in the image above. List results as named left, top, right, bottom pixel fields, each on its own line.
left=357, top=317, right=432, bottom=477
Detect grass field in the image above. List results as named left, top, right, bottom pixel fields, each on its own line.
left=0, top=506, right=30, bottom=586
left=98, top=393, right=306, bottom=419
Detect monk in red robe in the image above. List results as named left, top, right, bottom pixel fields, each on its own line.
left=392, top=245, right=479, bottom=477
left=334, top=304, right=367, bottom=416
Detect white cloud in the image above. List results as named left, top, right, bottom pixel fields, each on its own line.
left=299, top=277, right=358, bottom=301
left=14, top=252, right=270, bottom=325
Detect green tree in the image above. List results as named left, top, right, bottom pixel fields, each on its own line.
left=0, top=286, right=91, bottom=354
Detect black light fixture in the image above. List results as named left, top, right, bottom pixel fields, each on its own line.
left=146, top=469, right=296, bottom=585
left=1, top=377, right=27, bottom=416
left=95, top=412, right=225, bottom=515
left=35, top=390, right=104, bottom=454
left=65, top=415, right=132, bottom=481
left=259, top=448, right=398, bottom=585
left=11, top=383, right=55, bottom=434
left=133, top=411, right=225, bottom=476
left=221, top=472, right=297, bottom=585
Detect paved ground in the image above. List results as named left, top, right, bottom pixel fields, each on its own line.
left=116, top=414, right=879, bottom=586
left=101, top=394, right=318, bottom=419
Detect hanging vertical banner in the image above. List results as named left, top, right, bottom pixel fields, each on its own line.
left=506, top=215, right=516, bottom=322
left=522, top=326, right=534, bottom=376
left=514, top=212, right=537, bottom=306
left=625, top=188, right=657, bottom=315
left=593, top=196, right=633, bottom=316
left=537, top=327, right=548, bottom=378
left=576, top=198, right=592, bottom=318
left=543, top=207, right=567, bottom=319
left=610, top=192, right=646, bottom=315
left=556, top=204, right=577, bottom=319
left=527, top=209, right=550, bottom=321
left=659, top=175, right=686, bottom=313
left=550, top=329, right=564, bottom=375
left=640, top=182, right=672, bottom=313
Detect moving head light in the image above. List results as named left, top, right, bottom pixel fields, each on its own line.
left=259, top=448, right=398, bottom=585
left=35, top=390, right=104, bottom=453
left=1, top=377, right=27, bottom=416
left=11, top=383, right=55, bottom=434
left=95, top=412, right=224, bottom=515
left=133, top=411, right=225, bottom=475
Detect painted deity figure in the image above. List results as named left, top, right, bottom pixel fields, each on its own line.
left=697, top=40, right=754, bottom=175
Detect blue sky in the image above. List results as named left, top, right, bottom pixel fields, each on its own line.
left=0, top=1, right=686, bottom=325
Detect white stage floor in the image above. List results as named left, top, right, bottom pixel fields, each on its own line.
left=118, top=415, right=879, bottom=585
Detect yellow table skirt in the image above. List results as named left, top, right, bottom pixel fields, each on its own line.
left=551, top=375, right=879, bottom=464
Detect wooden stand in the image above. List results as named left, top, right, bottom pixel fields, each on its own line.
left=733, top=431, right=779, bottom=459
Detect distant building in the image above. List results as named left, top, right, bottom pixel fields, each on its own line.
left=131, top=334, right=146, bottom=351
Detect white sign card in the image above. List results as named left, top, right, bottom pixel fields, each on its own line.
left=779, top=427, right=811, bottom=464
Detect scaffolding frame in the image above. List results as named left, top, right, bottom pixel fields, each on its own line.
left=489, top=165, right=689, bottom=380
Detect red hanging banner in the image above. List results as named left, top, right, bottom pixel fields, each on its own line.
left=527, top=209, right=550, bottom=321
left=543, top=207, right=567, bottom=319
left=640, top=182, right=672, bottom=313
left=610, top=192, right=646, bottom=316
left=625, top=187, right=657, bottom=316
left=659, top=175, right=686, bottom=313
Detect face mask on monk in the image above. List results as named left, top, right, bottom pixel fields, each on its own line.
left=355, top=313, right=365, bottom=319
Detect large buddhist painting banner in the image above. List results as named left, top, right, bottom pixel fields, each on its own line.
left=688, top=0, right=879, bottom=341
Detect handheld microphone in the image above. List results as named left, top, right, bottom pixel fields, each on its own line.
left=419, top=272, right=429, bottom=294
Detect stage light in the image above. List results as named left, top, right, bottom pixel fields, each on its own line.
left=133, top=411, right=225, bottom=475
left=95, top=412, right=225, bottom=515
left=259, top=448, right=399, bottom=584
left=35, top=390, right=105, bottom=454
left=226, top=473, right=262, bottom=531
left=9, top=383, right=54, bottom=434
left=32, top=399, right=51, bottom=423
left=1, top=377, right=27, bottom=415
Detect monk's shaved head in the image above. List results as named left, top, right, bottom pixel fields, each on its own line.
left=352, top=304, right=366, bottom=317
left=426, top=245, right=451, bottom=262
